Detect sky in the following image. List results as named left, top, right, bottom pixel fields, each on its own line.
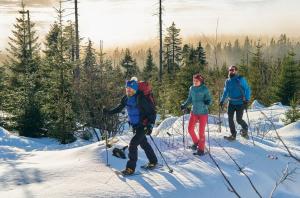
left=0, top=0, right=300, bottom=51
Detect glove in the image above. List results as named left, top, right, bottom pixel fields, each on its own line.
left=243, top=100, right=249, bottom=109
left=103, top=108, right=111, bottom=115
left=145, top=123, right=154, bottom=135
left=180, top=104, right=186, bottom=111
left=204, top=100, right=210, bottom=105
left=219, top=102, right=224, bottom=110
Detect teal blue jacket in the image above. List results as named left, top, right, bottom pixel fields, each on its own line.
left=182, top=84, right=212, bottom=115
left=220, top=75, right=251, bottom=105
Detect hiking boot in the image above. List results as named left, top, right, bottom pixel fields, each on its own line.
left=141, top=162, right=157, bottom=170
left=189, top=143, right=198, bottom=150
left=240, top=129, right=249, bottom=139
left=224, top=135, right=236, bottom=141
left=121, top=168, right=135, bottom=175
left=194, top=149, right=205, bottom=156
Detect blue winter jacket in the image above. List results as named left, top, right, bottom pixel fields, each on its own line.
left=220, top=75, right=251, bottom=105
left=126, top=95, right=140, bottom=125
left=182, top=84, right=212, bottom=115
left=108, top=91, right=156, bottom=127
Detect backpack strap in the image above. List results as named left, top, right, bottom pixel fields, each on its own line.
left=235, top=76, right=246, bottom=102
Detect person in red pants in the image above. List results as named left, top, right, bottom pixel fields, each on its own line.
left=181, top=74, right=212, bottom=155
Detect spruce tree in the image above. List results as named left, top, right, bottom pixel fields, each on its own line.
left=121, top=48, right=139, bottom=79
left=81, top=39, right=103, bottom=130
left=196, top=42, right=207, bottom=67
left=163, top=22, right=182, bottom=75
left=42, top=10, right=76, bottom=143
left=5, top=3, right=44, bottom=137
left=248, top=42, right=272, bottom=105
left=277, top=52, right=300, bottom=105
left=283, top=97, right=300, bottom=125
left=142, top=49, right=157, bottom=81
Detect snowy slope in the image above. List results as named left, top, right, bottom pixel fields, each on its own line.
left=1, top=104, right=300, bottom=198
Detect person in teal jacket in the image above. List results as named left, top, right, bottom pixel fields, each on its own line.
left=220, top=65, right=251, bottom=141
left=181, top=74, right=212, bottom=156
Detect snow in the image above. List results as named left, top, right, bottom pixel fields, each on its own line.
left=251, top=100, right=265, bottom=109
left=1, top=104, right=300, bottom=198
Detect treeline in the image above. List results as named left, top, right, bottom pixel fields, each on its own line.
left=0, top=3, right=299, bottom=143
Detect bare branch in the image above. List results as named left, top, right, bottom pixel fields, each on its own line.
left=213, top=139, right=262, bottom=198
left=206, top=148, right=241, bottom=198
left=270, top=163, right=298, bottom=198
left=260, top=110, right=300, bottom=163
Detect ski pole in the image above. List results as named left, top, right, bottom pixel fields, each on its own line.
left=207, top=113, right=211, bottom=153
left=149, top=135, right=173, bottom=173
left=218, top=92, right=222, bottom=133
left=182, top=109, right=185, bottom=149
left=103, top=115, right=110, bottom=166
left=223, top=110, right=228, bottom=132
left=245, top=107, right=255, bottom=146
left=105, top=130, right=110, bottom=166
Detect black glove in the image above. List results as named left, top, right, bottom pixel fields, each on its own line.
left=204, top=100, right=210, bottom=105
left=243, top=100, right=249, bottom=109
left=219, top=102, right=224, bottom=110
left=145, top=123, right=154, bottom=135
left=180, top=104, right=186, bottom=111
left=103, top=108, right=111, bottom=115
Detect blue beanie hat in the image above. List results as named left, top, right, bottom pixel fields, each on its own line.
left=126, top=80, right=138, bottom=92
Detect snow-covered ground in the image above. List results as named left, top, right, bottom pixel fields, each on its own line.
left=1, top=103, right=300, bottom=198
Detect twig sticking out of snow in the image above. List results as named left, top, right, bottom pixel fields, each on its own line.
left=259, top=110, right=300, bottom=163
left=213, top=139, right=262, bottom=198
left=206, top=148, right=242, bottom=198
left=269, top=163, right=298, bottom=198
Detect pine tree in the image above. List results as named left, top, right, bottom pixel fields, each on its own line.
left=5, top=3, right=44, bottom=137
left=120, top=48, right=139, bottom=79
left=42, top=4, right=76, bottom=143
left=277, top=52, right=300, bottom=105
left=142, top=49, right=157, bottom=81
left=182, top=44, right=190, bottom=66
left=0, top=64, right=5, bottom=126
left=248, top=42, right=272, bottom=105
left=196, top=42, right=207, bottom=67
left=283, top=97, right=300, bottom=125
left=80, top=39, right=103, bottom=131
left=163, top=22, right=182, bottom=75
left=63, top=21, right=76, bottom=62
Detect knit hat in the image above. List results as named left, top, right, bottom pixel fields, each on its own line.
left=126, top=80, right=138, bottom=92
left=193, top=73, right=204, bottom=83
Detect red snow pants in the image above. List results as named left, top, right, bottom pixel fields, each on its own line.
left=188, top=112, right=208, bottom=151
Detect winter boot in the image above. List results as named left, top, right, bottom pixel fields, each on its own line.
left=189, top=143, right=198, bottom=150
left=193, top=149, right=205, bottom=156
left=141, top=162, right=157, bottom=170
left=240, top=129, right=249, bottom=139
left=121, top=167, right=134, bottom=176
left=224, top=135, right=236, bottom=141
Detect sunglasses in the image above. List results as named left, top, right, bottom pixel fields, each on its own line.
left=228, top=69, right=235, bottom=72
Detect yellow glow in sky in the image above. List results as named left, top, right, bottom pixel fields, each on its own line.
left=1, top=0, right=300, bottom=51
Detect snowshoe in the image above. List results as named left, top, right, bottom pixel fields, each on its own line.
left=140, top=162, right=158, bottom=170
left=187, top=143, right=198, bottom=150
left=224, top=135, right=236, bottom=141
left=240, top=129, right=249, bottom=139
left=120, top=168, right=135, bottom=176
left=193, top=149, right=205, bottom=156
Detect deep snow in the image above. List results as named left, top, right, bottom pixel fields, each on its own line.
left=0, top=103, right=300, bottom=198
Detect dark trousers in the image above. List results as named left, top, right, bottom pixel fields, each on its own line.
left=126, top=126, right=157, bottom=170
left=228, top=103, right=248, bottom=136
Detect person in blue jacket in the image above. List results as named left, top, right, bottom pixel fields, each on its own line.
left=220, top=65, right=251, bottom=141
left=103, top=79, right=157, bottom=175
